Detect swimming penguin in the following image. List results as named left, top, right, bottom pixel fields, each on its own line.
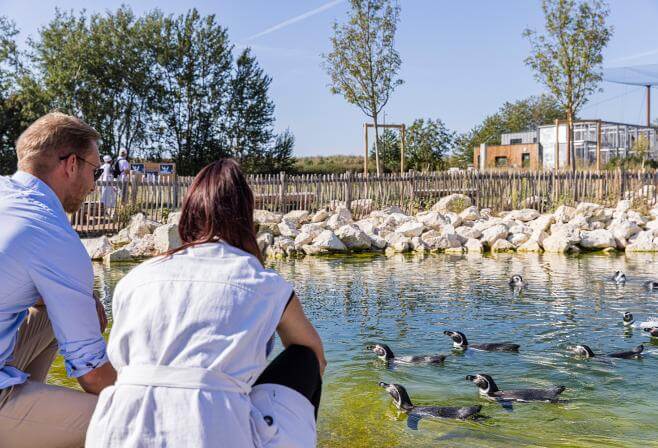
left=465, top=374, right=565, bottom=403
left=644, top=327, right=658, bottom=338
left=378, top=382, right=482, bottom=429
left=443, top=331, right=520, bottom=352
left=607, top=345, right=644, bottom=359
left=509, top=275, right=526, bottom=288
left=573, top=344, right=644, bottom=359
left=369, top=343, right=446, bottom=364
left=644, top=281, right=658, bottom=291
left=613, top=271, right=626, bottom=284
left=622, top=312, right=658, bottom=329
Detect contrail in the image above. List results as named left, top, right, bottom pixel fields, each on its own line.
left=609, top=47, right=658, bottom=65
left=244, top=0, right=345, bottom=42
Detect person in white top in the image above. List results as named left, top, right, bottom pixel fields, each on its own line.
left=116, top=149, right=131, bottom=179
left=86, top=159, right=326, bottom=448
left=99, top=155, right=116, bottom=209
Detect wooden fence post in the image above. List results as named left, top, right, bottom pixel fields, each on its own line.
left=344, top=171, right=353, bottom=212
left=278, top=171, right=287, bottom=213
left=130, top=175, right=139, bottom=207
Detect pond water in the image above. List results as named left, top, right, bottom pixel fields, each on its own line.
left=47, top=252, right=658, bottom=447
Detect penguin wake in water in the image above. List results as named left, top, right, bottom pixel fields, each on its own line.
left=369, top=343, right=446, bottom=364
left=378, top=382, right=483, bottom=429
left=465, top=374, right=565, bottom=403
left=644, top=327, right=658, bottom=338
left=509, top=275, right=526, bottom=289
left=573, top=344, right=644, bottom=359
left=443, top=331, right=520, bottom=352
left=622, top=312, right=658, bottom=329
left=613, top=271, right=626, bottom=284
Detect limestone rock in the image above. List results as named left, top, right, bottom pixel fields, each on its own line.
left=253, top=210, right=282, bottom=224
left=464, top=238, right=483, bottom=253
left=410, top=236, right=428, bottom=252
left=384, top=212, right=412, bottom=228
left=103, top=247, right=133, bottom=264
left=258, top=222, right=281, bottom=237
left=125, top=234, right=156, bottom=258
left=283, top=210, right=310, bottom=225
left=575, top=202, right=605, bottom=221
left=167, top=211, right=182, bottom=225
left=303, top=230, right=347, bottom=254
left=491, top=239, right=515, bottom=253
left=109, top=228, right=131, bottom=246
left=507, top=209, right=540, bottom=222
left=580, top=229, right=616, bottom=250
left=128, top=213, right=153, bottom=239
left=517, top=239, right=543, bottom=253
left=153, top=223, right=182, bottom=253
left=626, top=231, right=658, bottom=252
left=396, top=221, right=425, bottom=238
left=431, top=194, right=472, bottom=214
left=481, top=224, right=509, bottom=247
left=294, top=232, right=315, bottom=248
left=386, top=233, right=412, bottom=253
left=257, top=232, right=274, bottom=253
left=311, top=209, right=330, bottom=223
left=553, top=205, right=576, bottom=223
left=417, top=211, right=449, bottom=230
left=508, top=233, right=530, bottom=247
left=335, top=224, right=372, bottom=250
left=82, top=236, right=113, bottom=260
left=326, top=207, right=353, bottom=230
left=455, top=226, right=482, bottom=240
left=443, top=212, right=463, bottom=228
left=459, top=206, right=480, bottom=221
left=277, top=219, right=300, bottom=238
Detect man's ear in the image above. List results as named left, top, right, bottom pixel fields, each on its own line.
left=62, top=154, right=79, bottom=178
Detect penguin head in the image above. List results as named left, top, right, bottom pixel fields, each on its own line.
left=614, top=271, right=626, bottom=282
left=378, top=382, right=413, bottom=410
left=444, top=330, right=468, bottom=348
left=643, top=327, right=658, bottom=337
left=465, top=373, right=499, bottom=395
left=370, top=343, right=394, bottom=360
left=623, top=312, right=634, bottom=326
left=573, top=345, right=595, bottom=358
left=645, top=281, right=658, bottom=290
left=633, top=344, right=644, bottom=354
left=509, top=275, right=524, bottom=286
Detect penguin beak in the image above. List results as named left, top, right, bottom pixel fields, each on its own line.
left=443, top=331, right=453, bottom=336
left=378, top=382, right=389, bottom=388
left=465, top=375, right=476, bottom=381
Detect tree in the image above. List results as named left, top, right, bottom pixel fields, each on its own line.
left=323, top=0, right=403, bottom=176
left=369, top=128, right=400, bottom=173
left=226, top=48, right=274, bottom=171
left=405, top=118, right=455, bottom=171
left=148, top=9, right=234, bottom=174
left=0, top=16, right=21, bottom=173
left=631, top=133, right=649, bottom=170
left=524, top=0, right=612, bottom=172
left=453, top=95, right=564, bottom=167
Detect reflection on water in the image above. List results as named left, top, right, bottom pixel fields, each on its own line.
left=48, top=253, right=658, bottom=447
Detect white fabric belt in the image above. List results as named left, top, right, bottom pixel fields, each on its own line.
left=116, top=365, right=251, bottom=394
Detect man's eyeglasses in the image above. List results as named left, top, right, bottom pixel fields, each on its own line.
left=59, top=153, right=103, bottom=181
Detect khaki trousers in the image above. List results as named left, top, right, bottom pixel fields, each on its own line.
left=0, top=306, right=98, bottom=448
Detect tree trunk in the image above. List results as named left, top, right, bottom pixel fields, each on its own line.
left=567, top=110, right=575, bottom=173
left=373, top=113, right=381, bottom=176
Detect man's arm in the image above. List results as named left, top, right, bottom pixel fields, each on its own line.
left=78, top=361, right=117, bottom=395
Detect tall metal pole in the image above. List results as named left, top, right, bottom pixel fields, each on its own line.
left=647, top=85, right=651, bottom=127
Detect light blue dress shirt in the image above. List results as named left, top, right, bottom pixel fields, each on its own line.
left=0, top=171, right=108, bottom=390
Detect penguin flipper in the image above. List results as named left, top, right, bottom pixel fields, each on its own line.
left=406, top=413, right=422, bottom=430
left=497, top=399, right=514, bottom=411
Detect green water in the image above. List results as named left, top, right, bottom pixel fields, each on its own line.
left=48, top=253, right=658, bottom=447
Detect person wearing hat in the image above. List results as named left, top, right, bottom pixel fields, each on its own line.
left=116, top=149, right=130, bottom=180
left=100, top=155, right=116, bottom=210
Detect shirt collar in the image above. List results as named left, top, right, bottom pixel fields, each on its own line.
left=11, top=171, right=68, bottom=218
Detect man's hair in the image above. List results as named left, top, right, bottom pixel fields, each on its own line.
left=16, top=112, right=101, bottom=175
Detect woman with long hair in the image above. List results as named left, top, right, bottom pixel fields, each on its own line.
left=86, top=159, right=326, bottom=447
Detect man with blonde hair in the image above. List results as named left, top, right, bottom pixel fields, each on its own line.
left=0, top=112, right=117, bottom=447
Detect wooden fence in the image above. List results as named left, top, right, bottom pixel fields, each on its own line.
left=72, top=169, right=658, bottom=235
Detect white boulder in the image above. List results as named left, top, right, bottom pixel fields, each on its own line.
left=82, top=236, right=113, bottom=260
left=431, top=194, right=472, bottom=213
left=153, top=223, right=182, bottom=253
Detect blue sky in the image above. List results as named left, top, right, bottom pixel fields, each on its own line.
left=2, top=0, right=658, bottom=156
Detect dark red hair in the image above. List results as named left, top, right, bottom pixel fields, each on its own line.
left=167, top=159, right=262, bottom=263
